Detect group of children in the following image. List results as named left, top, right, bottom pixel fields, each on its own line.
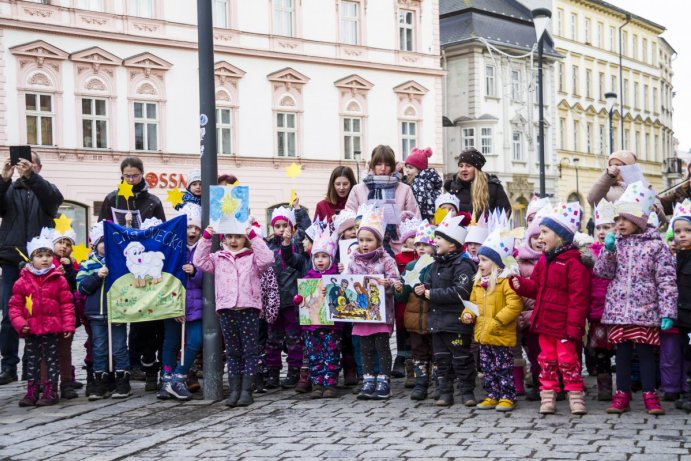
left=8, top=162, right=691, bottom=418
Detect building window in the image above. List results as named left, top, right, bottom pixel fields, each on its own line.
left=599, top=123, right=606, bottom=155
left=645, top=132, right=650, bottom=161
left=511, top=70, right=521, bottom=101
left=512, top=132, right=523, bottom=161
left=399, top=10, right=414, bottom=52
left=558, top=63, right=565, bottom=92
left=584, top=18, right=591, bottom=44
left=585, top=69, right=592, bottom=98
left=78, top=0, right=105, bottom=11
left=599, top=72, right=605, bottom=100
left=642, top=38, right=648, bottom=62
left=130, top=0, right=153, bottom=18
left=622, top=31, right=628, bottom=56
left=277, top=111, right=297, bottom=157
left=559, top=118, right=566, bottom=150
left=573, top=120, right=579, bottom=151
left=217, top=107, right=232, bottom=155
left=81, top=98, right=107, bottom=149
left=340, top=1, right=360, bottom=45
left=485, top=66, right=496, bottom=97
left=213, top=0, right=229, bottom=28
left=343, top=117, right=362, bottom=160
left=133, top=101, right=158, bottom=151
left=609, top=26, right=616, bottom=51
left=462, top=128, right=475, bottom=149
left=634, top=82, right=640, bottom=109
left=623, top=79, right=629, bottom=106
left=481, top=127, right=493, bottom=155
left=556, top=9, right=563, bottom=36
left=624, top=128, right=630, bottom=150
left=586, top=122, right=593, bottom=153
left=632, top=34, right=638, bottom=60
left=401, top=121, right=416, bottom=159
left=570, top=13, right=577, bottom=40
left=25, top=93, right=53, bottom=146
left=653, top=88, right=658, bottom=112
left=652, top=42, right=657, bottom=65
left=654, top=134, right=659, bottom=160
left=572, top=65, right=579, bottom=96
left=597, top=22, right=604, bottom=48
left=635, top=131, right=641, bottom=156
left=274, top=0, right=294, bottom=37
left=611, top=75, right=617, bottom=92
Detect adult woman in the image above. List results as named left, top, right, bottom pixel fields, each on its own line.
left=660, top=163, right=691, bottom=215
left=218, top=174, right=238, bottom=186
left=443, top=148, right=511, bottom=220
left=314, top=166, right=357, bottom=223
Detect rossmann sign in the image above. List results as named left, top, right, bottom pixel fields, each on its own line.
left=145, top=172, right=188, bottom=189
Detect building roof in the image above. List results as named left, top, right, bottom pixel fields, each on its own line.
left=585, top=0, right=665, bottom=32
left=440, top=0, right=559, bottom=57
left=659, top=36, right=676, bottom=55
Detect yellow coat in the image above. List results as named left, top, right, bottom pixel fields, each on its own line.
left=465, top=278, right=523, bottom=347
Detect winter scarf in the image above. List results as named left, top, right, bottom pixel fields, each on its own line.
left=175, top=191, right=202, bottom=210
left=363, top=174, right=400, bottom=201
left=410, top=169, right=442, bottom=221
left=26, top=264, right=55, bottom=276
left=545, top=243, right=575, bottom=262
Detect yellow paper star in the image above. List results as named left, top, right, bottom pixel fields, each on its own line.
left=53, top=214, right=73, bottom=235
left=25, top=294, right=33, bottom=316
left=118, top=182, right=134, bottom=201
left=289, top=189, right=298, bottom=205
left=232, top=180, right=240, bottom=186
left=434, top=208, right=449, bottom=225
left=286, top=162, right=302, bottom=179
left=166, top=189, right=184, bottom=208
left=71, top=243, right=91, bottom=264
left=220, top=192, right=239, bottom=215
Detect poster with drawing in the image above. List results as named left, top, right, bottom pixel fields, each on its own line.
left=209, top=185, right=250, bottom=234
left=297, top=278, right=332, bottom=326
left=338, top=239, right=358, bottom=271
left=324, top=274, right=386, bottom=323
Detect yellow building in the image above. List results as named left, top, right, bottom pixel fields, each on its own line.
left=552, top=0, right=675, bottom=215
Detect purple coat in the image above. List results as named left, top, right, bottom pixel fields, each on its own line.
left=593, top=226, right=677, bottom=327
left=185, top=243, right=203, bottom=321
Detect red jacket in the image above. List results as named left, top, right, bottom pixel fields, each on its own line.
left=511, top=248, right=590, bottom=341
left=9, top=267, right=76, bottom=337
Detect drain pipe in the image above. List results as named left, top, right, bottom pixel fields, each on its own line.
left=618, top=13, right=631, bottom=149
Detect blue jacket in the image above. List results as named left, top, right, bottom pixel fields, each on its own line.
left=76, top=253, right=107, bottom=318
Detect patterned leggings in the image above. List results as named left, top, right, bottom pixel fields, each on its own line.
left=479, top=345, right=515, bottom=401
left=304, top=329, right=342, bottom=387
left=360, top=333, right=392, bottom=377
left=218, top=308, right=260, bottom=376
left=266, top=306, right=303, bottom=370
left=25, top=334, right=59, bottom=384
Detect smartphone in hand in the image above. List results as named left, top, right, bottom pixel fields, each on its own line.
left=10, top=146, right=31, bottom=166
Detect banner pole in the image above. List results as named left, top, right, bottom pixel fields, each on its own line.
left=180, top=320, right=186, bottom=370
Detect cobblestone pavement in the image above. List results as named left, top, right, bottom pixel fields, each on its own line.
left=0, top=331, right=690, bottom=461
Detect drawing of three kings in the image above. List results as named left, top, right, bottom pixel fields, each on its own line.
left=327, top=277, right=381, bottom=322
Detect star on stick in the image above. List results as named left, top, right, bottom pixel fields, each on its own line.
left=53, top=214, right=73, bottom=235
left=117, top=182, right=134, bottom=201
left=166, top=189, right=185, bottom=208
left=286, top=162, right=302, bottom=179
left=433, top=208, right=448, bottom=226
left=71, top=243, right=91, bottom=264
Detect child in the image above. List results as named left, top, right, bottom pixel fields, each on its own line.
left=333, top=210, right=357, bottom=241
left=465, top=217, right=489, bottom=264
left=588, top=199, right=616, bottom=401
left=396, top=221, right=436, bottom=400
left=462, top=228, right=523, bottom=411
left=77, top=222, right=131, bottom=400
left=434, top=193, right=460, bottom=222
left=510, top=203, right=590, bottom=415
left=420, top=212, right=478, bottom=407
left=194, top=222, right=274, bottom=407
left=349, top=204, right=401, bottom=400
left=158, top=204, right=204, bottom=401
left=525, top=196, right=551, bottom=227
left=10, top=229, right=75, bottom=407
left=672, top=199, right=691, bottom=412
left=176, top=169, right=202, bottom=210
left=403, top=147, right=442, bottom=222
left=594, top=182, right=677, bottom=415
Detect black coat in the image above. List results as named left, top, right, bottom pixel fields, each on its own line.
left=98, top=185, right=166, bottom=224
left=0, top=173, right=63, bottom=265
left=676, top=249, right=691, bottom=329
left=443, top=174, right=512, bottom=218
left=425, top=252, right=477, bottom=335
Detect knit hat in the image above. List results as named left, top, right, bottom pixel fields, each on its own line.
left=178, top=203, right=202, bottom=229
left=271, top=206, right=296, bottom=228
left=333, top=210, right=356, bottom=236
left=27, top=228, right=55, bottom=257
left=671, top=199, right=691, bottom=229
left=435, top=193, right=460, bottom=212
left=89, top=221, right=105, bottom=247
left=414, top=222, right=436, bottom=245
left=311, top=225, right=337, bottom=261
left=614, top=180, right=656, bottom=230
left=52, top=227, right=77, bottom=245
left=399, top=216, right=424, bottom=243
left=478, top=229, right=515, bottom=269
left=187, top=169, right=202, bottom=188
left=608, top=150, right=637, bottom=166
left=357, top=203, right=385, bottom=241
left=405, top=147, right=432, bottom=171
left=540, top=202, right=581, bottom=244
left=457, top=148, right=486, bottom=171
left=526, top=197, right=551, bottom=221
left=305, top=219, right=326, bottom=243
left=525, top=203, right=551, bottom=242
left=594, top=199, right=615, bottom=226
left=466, top=214, right=489, bottom=245
left=435, top=212, right=471, bottom=248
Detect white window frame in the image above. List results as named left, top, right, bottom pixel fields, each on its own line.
left=642, top=38, right=648, bottom=62
left=343, top=116, right=362, bottom=160
left=584, top=18, right=591, bottom=44
left=81, top=97, right=108, bottom=149
left=340, top=1, right=360, bottom=45
left=78, top=0, right=105, bottom=11
left=634, top=82, right=640, bottom=109
left=485, top=65, right=496, bottom=97
left=213, top=0, right=229, bottom=28
left=462, top=127, right=475, bottom=150
left=216, top=106, right=233, bottom=155
left=623, top=79, right=629, bottom=106
left=622, top=31, right=628, bottom=56
left=273, top=0, right=295, bottom=37
left=585, top=69, right=592, bottom=98
left=25, top=92, right=54, bottom=147
left=559, top=118, right=566, bottom=150
left=276, top=111, right=297, bottom=157
left=480, top=127, right=493, bottom=155
left=401, top=120, right=417, bottom=159
left=610, top=26, right=616, bottom=52
left=586, top=122, right=593, bottom=153
left=599, top=123, right=606, bottom=155
left=558, top=62, right=565, bottom=92
left=130, top=0, right=154, bottom=18
left=599, top=72, right=605, bottom=100
left=511, top=70, right=521, bottom=101
left=572, top=65, right=579, bottom=96
left=597, top=22, right=604, bottom=48
left=635, top=131, right=641, bottom=156
left=398, top=9, right=415, bottom=52
left=632, top=34, right=638, bottom=60
left=133, top=101, right=159, bottom=151
left=570, top=13, right=577, bottom=40
left=512, top=131, right=523, bottom=161
left=573, top=120, right=579, bottom=151
left=624, top=128, right=630, bottom=150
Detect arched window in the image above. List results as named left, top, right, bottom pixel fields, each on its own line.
left=394, top=80, right=427, bottom=160
left=268, top=67, right=309, bottom=158
left=59, top=200, right=90, bottom=245
left=335, top=74, right=373, bottom=160
left=512, top=196, right=529, bottom=228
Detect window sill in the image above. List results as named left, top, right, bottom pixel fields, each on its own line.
left=485, top=96, right=500, bottom=101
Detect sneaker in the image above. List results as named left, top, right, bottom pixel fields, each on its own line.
left=310, top=385, right=324, bottom=399
left=643, top=391, right=665, bottom=415
left=496, top=399, right=515, bottom=412
left=462, top=392, right=477, bottom=407
left=539, top=390, right=557, bottom=414
left=374, top=375, right=391, bottom=400
left=111, top=371, right=131, bottom=399
left=157, top=374, right=172, bottom=400
left=323, top=387, right=338, bottom=399
left=476, top=397, right=498, bottom=410
left=607, top=390, right=631, bottom=414
left=166, top=375, right=192, bottom=401
left=89, top=373, right=109, bottom=400
left=357, top=376, right=376, bottom=400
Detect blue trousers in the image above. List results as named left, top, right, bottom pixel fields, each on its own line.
left=161, top=319, right=203, bottom=375
left=0, top=264, right=20, bottom=372
left=89, top=317, right=130, bottom=373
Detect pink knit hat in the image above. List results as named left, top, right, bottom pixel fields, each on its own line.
left=405, top=147, right=432, bottom=171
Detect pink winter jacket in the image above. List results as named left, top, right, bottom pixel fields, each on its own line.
left=588, top=242, right=610, bottom=321
left=193, top=234, right=274, bottom=312
left=593, top=226, right=677, bottom=327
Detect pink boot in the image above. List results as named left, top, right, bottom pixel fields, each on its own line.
left=513, top=367, right=525, bottom=396
left=643, top=391, right=665, bottom=415
left=606, top=390, right=631, bottom=414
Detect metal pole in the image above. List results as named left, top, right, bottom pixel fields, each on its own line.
left=575, top=165, right=579, bottom=199
left=608, top=110, right=614, bottom=155
left=537, top=36, right=546, bottom=198
left=197, top=0, right=223, bottom=401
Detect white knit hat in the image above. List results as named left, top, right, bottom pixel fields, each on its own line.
left=435, top=193, right=460, bottom=212
left=271, top=206, right=296, bottom=228
left=27, top=228, right=55, bottom=257
left=178, top=203, right=202, bottom=229
left=187, top=169, right=201, bottom=186
left=435, top=213, right=470, bottom=247
left=89, top=221, right=105, bottom=246
left=333, top=210, right=356, bottom=236
left=594, top=199, right=616, bottom=226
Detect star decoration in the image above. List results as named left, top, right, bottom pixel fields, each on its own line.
left=221, top=192, right=239, bottom=215
left=232, top=180, right=240, bottom=186
left=166, top=189, right=185, bottom=208
left=286, top=162, right=302, bottom=179
left=53, top=214, right=73, bottom=235
left=433, top=208, right=448, bottom=225
left=402, top=254, right=434, bottom=287
left=289, top=189, right=298, bottom=205
left=118, top=182, right=134, bottom=201
left=25, top=294, right=33, bottom=317
left=71, top=243, right=91, bottom=264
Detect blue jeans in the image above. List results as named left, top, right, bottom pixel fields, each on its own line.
left=162, top=319, right=202, bottom=375
left=89, top=317, right=130, bottom=373
left=1, top=264, right=20, bottom=372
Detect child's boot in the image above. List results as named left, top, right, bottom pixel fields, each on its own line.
left=186, top=373, right=201, bottom=393
left=404, top=359, right=415, bottom=389
left=225, top=375, right=242, bottom=407
left=410, top=361, right=429, bottom=401
left=111, top=371, right=131, bottom=399
left=70, top=366, right=84, bottom=389
left=144, top=371, right=159, bottom=392
left=513, top=366, right=526, bottom=396
left=643, top=391, right=665, bottom=415
left=280, top=366, right=300, bottom=389
left=391, top=356, right=406, bottom=378
left=525, top=373, right=540, bottom=401
left=254, top=372, right=266, bottom=394
left=434, top=377, right=454, bottom=407
left=323, top=386, right=338, bottom=398
left=236, top=375, right=254, bottom=407
left=89, top=372, right=107, bottom=400
left=357, top=375, right=376, bottom=400
left=36, top=382, right=59, bottom=406
left=539, top=389, right=556, bottom=414
left=18, top=380, right=40, bottom=407
left=157, top=373, right=172, bottom=400
left=295, top=367, right=312, bottom=393
left=310, top=385, right=324, bottom=399
left=606, top=390, right=631, bottom=414
left=374, top=375, right=391, bottom=400
left=265, top=368, right=280, bottom=389
left=568, top=391, right=587, bottom=415
left=342, top=356, right=358, bottom=387
left=167, top=374, right=191, bottom=401
left=430, top=364, right=440, bottom=400
left=60, top=382, right=78, bottom=400
left=597, top=373, right=613, bottom=401
left=84, top=367, right=95, bottom=399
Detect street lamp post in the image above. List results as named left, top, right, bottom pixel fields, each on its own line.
left=573, top=157, right=580, bottom=200
left=605, top=92, right=617, bottom=155
left=354, top=150, right=362, bottom=183
left=532, top=8, right=552, bottom=198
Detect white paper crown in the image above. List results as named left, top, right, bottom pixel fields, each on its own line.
left=399, top=217, right=425, bottom=242
left=615, top=180, right=655, bottom=219
left=526, top=197, right=551, bottom=219
left=305, top=219, right=326, bottom=242
left=271, top=206, right=296, bottom=227
left=672, top=199, right=691, bottom=228
left=89, top=221, right=105, bottom=246
left=312, top=225, right=337, bottom=259
left=141, top=217, right=163, bottom=230
left=414, top=222, right=436, bottom=245
left=52, top=228, right=77, bottom=245
left=542, top=202, right=581, bottom=236
left=435, top=212, right=469, bottom=246
left=357, top=203, right=386, bottom=240
left=27, top=227, right=55, bottom=256
left=647, top=211, right=660, bottom=229
left=333, top=210, right=356, bottom=236
left=435, top=193, right=460, bottom=212
left=466, top=213, right=489, bottom=244
left=594, top=199, right=616, bottom=226
left=178, top=203, right=202, bottom=229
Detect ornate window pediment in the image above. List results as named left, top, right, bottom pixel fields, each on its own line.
left=393, top=80, right=429, bottom=98
left=70, top=47, right=122, bottom=67
left=10, top=40, right=68, bottom=63
left=334, top=74, right=374, bottom=93
left=123, top=52, right=172, bottom=72
left=267, top=67, right=310, bottom=86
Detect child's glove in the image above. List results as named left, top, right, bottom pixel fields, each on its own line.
left=604, top=232, right=616, bottom=252
left=661, top=317, right=674, bottom=331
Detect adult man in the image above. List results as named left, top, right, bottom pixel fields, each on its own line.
left=0, top=153, right=63, bottom=384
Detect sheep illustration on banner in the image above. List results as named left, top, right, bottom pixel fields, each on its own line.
left=104, top=216, right=186, bottom=323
